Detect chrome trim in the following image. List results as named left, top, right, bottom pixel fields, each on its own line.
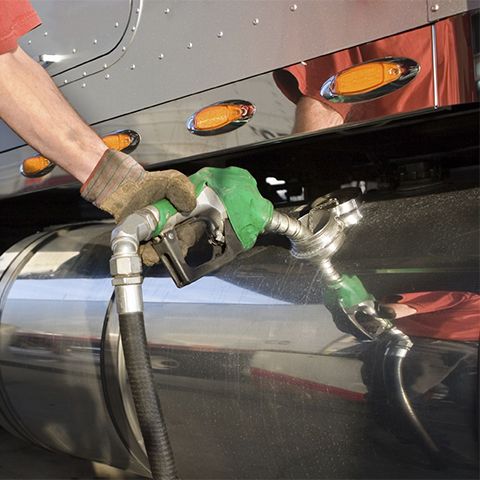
left=431, top=24, right=439, bottom=108
left=320, top=57, right=421, bottom=103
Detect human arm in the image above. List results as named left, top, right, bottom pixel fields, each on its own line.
left=0, top=46, right=195, bottom=222
left=0, top=46, right=106, bottom=183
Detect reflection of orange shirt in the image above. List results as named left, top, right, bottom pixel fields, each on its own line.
left=0, top=0, right=41, bottom=54
left=274, top=16, right=477, bottom=123
left=394, top=291, right=480, bottom=342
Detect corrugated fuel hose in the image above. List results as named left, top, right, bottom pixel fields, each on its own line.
left=119, top=312, right=177, bottom=480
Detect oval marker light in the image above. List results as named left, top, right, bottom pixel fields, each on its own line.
left=321, top=57, right=420, bottom=103
left=20, top=130, right=141, bottom=178
left=195, top=105, right=244, bottom=130
left=102, top=129, right=140, bottom=154
left=20, top=156, right=56, bottom=178
left=187, top=100, right=255, bottom=136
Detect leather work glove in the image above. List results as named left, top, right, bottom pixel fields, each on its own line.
left=139, top=221, right=205, bottom=267
left=81, top=149, right=196, bottom=264
left=81, top=149, right=195, bottom=222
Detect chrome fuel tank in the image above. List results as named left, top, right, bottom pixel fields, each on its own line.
left=0, top=189, right=478, bottom=478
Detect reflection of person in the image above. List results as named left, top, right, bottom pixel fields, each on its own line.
left=274, top=16, right=477, bottom=133
left=384, top=291, right=480, bottom=342
left=0, top=1, right=195, bottom=243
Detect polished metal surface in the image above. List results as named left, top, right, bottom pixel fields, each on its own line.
left=26, top=0, right=133, bottom=78
left=0, top=189, right=477, bottom=478
left=310, top=188, right=363, bottom=229
left=34, top=0, right=432, bottom=125
left=1, top=7, right=477, bottom=198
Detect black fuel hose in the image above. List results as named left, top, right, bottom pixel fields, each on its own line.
left=119, top=312, right=177, bottom=480
left=384, top=353, right=442, bottom=465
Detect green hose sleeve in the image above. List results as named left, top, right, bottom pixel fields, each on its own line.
left=326, top=274, right=374, bottom=310
left=152, top=167, right=274, bottom=250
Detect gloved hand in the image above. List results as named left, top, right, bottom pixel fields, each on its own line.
left=81, top=149, right=196, bottom=222
left=139, top=221, right=205, bottom=267
left=81, top=149, right=196, bottom=264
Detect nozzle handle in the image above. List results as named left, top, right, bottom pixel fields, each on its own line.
left=151, top=167, right=274, bottom=249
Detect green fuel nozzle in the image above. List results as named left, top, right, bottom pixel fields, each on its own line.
left=149, top=167, right=310, bottom=287
left=151, top=167, right=274, bottom=247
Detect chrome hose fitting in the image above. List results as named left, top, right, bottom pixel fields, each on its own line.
left=265, top=211, right=312, bottom=241
left=110, top=207, right=159, bottom=315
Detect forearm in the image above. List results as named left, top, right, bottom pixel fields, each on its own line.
left=0, top=47, right=106, bottom=183
left=293, top=95, right=344, bottom=134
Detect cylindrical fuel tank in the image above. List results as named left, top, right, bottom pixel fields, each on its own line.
left=0, top=189, right=478, bottom=479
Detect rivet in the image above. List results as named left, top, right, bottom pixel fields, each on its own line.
left=130, top=64, right=136, bottom=70
left=136, top=7, right=140, bottom=13
left=63, top=79, right=68, bottom=84
left=131, top=26, right=136, bottom=31
left=187, top=42, right=193, bottom=49
left=290, top=4, right=297, bottom=11
left=103, top=63, right=108, bottom=69
left=105, top=74, right=110, bottom=79
left=72, top=48, right=77, bottom=54
left=122, top=46, right=127, bottom=51
left=217, top=31, right=223, bottom=38
left=44, top=31, right=48, bottom=36
left=114, top=22, right=119, bottom=28
left=431, top=4, right=440, bottom=11
left=27, top=40, right=32, bottom=45
left=164, top=8, right=170, bottom=14
left=82, top=71, right=87, bottom=77
left=158, top=53, right=164, bottom=59
left=252, top=18, right=259, bottom=25
left=81, top=83, right=86, bottom=88
left=93, top=39, right=98, bottom=44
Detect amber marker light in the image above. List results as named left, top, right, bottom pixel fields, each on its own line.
left=20, top=130, right=141, bottom=178
left=102, top=129, right=140, bottom=154
left=187, top=100, right=256, bottom=136
left=321, top=57, right=420, bottom=104
left=335, top=62, right=403, bottom=95
left=194, top=105, right=244, bottom=131
left=20, top=156, right=55, bottom=178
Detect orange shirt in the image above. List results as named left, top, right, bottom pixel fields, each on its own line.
left=394, top=291, right=480, bottom=342
left=0, top=0, right=41, bottom=54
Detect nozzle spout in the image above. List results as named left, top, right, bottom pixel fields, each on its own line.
left=265, top=211, right=312, bottom=241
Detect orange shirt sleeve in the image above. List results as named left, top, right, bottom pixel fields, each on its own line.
left=0, top=0, right=41, bottom=54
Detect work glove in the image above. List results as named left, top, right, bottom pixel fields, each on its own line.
left=81, top=149, right=197, bottom=264
left=139, top=221, right=205, bottom=267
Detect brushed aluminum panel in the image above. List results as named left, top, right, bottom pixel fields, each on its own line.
left=427, top=0, right=478, bottom=21
left=0, top=0, right=431, bottom=153
left=21, top=0, right=132, bottom=77
left=57, top=0, right=430, bottom=125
